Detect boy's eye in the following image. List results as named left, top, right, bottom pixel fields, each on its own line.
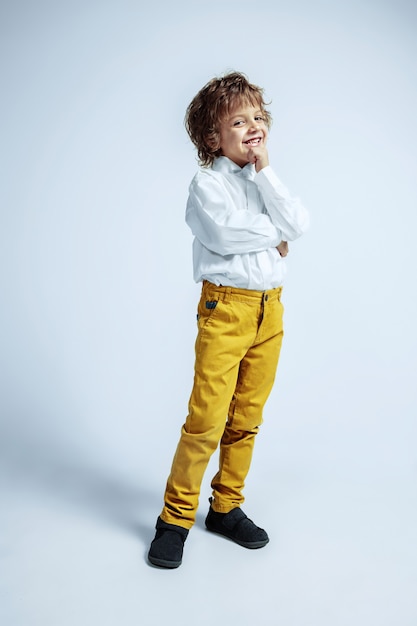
left=233, top=120, right=244, bottom=126
left=255, top=116, right=265, bottom=122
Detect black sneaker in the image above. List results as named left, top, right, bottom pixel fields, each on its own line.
left=148, top=517, right=189, bottom=568
left=205, top=498, right=269, bottom=549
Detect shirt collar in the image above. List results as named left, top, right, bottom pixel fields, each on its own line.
left=212, top=156, right=256, bottom=181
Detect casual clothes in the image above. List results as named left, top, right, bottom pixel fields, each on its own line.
left=159, top=156, right=308, bottom=529
left=186, top=156, right=309, bottom=290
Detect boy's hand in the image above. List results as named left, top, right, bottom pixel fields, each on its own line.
left=277, top=241, right=288, bottom=257
left=247, top=145, right=269, bottom=172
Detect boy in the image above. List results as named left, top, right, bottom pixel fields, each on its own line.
left=148, top=72, right=309, bottom=568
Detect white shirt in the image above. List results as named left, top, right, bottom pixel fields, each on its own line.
left=185, top=156, right=309, bottom=290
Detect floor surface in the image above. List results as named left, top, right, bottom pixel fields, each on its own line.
left=1, top=448, right=416, bottom=626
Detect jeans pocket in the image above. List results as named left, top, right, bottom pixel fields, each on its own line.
left=197, top=298, right=220, bottom=329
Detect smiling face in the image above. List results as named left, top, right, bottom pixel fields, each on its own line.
left=217, top=101, right=269, bottom=167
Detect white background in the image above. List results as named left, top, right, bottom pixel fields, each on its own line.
left=1, top=1, right=416, bottom=624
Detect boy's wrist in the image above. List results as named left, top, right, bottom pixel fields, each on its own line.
left=254, top=163, right=272, bottom=178
left=254, top=157, right=269, bottom=173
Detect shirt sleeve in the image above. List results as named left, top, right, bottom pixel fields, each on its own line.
left=185, top=171, right=282, bottom=256
left=255, top=166, right=310, bottom=241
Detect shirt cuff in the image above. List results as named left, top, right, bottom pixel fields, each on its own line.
left=254, top=165, right=286, bottom=194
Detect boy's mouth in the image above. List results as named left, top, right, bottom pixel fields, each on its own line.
left=243, top=137, right=262, bottom=146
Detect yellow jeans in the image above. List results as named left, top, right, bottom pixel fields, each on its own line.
left=160, top=281, right=284, bottom=529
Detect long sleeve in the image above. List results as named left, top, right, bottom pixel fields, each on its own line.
left=255, top=166, right=309, bottom=241
left=185, top=156, right=309, bottom=291
left=186, top=170, right=282, bottom=256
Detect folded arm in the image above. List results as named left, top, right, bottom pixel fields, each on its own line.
left=186, top=174, right=283, bottom=256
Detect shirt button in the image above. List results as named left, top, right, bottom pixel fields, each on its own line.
left=265, top=294, right=269, bottom=301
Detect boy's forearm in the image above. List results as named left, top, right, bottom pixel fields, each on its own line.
left=187, top=210, right=282, bottom=256
left=187, top=180, right=283, bottom=256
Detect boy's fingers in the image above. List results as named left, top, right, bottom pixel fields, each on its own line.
left=247, top=146, right=269, bottom=171
left=277, top=241, right=289, bottom=257
left=247, top=148, right=257, bottom=163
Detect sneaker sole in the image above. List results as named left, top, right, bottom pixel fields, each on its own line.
left=148, top=554, right=182, bottom=568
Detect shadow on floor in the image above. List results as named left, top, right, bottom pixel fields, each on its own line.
left=1, top=429, right=160, bottom=545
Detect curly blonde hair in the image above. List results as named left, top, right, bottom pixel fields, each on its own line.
left=185, top=71, right=272, bottom=167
